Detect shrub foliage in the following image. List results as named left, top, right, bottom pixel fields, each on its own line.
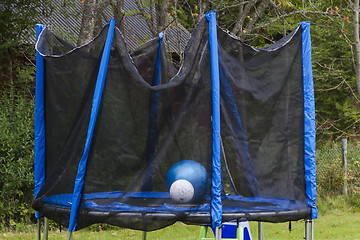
left=0, top=64, right=36, bottom=230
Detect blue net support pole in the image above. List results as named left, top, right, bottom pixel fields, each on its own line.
left=205, top=11, right=222, bottom=229
left=301, top=22, right=317, bottom=220
left=142, top=32, right=164, bottom=191
left=35, top=24, right=45, bottom=221
left=68, top=19, right=115, bottom=232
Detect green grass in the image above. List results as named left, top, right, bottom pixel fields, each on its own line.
left=250, top=209, right=360, bottom=239
left=1, top=209, right=360, bottom=239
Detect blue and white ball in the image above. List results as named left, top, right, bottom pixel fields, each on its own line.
left=166, top=160, right=210, bottom=203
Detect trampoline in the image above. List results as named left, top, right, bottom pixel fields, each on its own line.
left=33, top=11, right=317, bottom=238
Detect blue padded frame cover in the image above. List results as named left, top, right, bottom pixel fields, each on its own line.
left=34, top=24, right=46, bottom=219
left=301, top=22, right=317, bottom=219
left=205, top=11, right=222, bottom=228
left=68, top=19, right=115, bottom=232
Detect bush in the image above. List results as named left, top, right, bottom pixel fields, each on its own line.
left=0, top=65, right=35, bottom=230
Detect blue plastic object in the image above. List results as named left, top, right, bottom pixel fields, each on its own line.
left=34, top=24, right=45, bottom=219
left=205, top=10, right=222, bottom=229
left=143, top=32, right=164, bottom=191
left=301, top=21, right=317, bottom=219
left=210, top=221, right=252, bottom=240
left=68, top=19, right=115, bottom=232
left=166, top=160, right=210, bottom=202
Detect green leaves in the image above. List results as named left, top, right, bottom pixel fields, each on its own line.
left=0, top=32, right=36, bottom=230
left=0, top=93, right=35, bottom=230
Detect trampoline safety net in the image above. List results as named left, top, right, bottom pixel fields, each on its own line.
left=33, top=15, right=317, bottom=232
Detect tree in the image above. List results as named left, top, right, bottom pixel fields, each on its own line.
left=77, top=0, right=170, bottom=46
left=134, top=0, right=169, bottom=35
left=347, top=0, right=360, bottom=95
left=77, top=0, right=116, bottom=45
left=230, top=0, right=270, bottom=40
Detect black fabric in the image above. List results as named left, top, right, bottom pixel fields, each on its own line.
left=218, top=27, right=305, bottom=201
left=33, top=18, right=310, bottom=231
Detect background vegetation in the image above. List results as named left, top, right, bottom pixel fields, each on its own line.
left=1, top=0, right=360, bottom=234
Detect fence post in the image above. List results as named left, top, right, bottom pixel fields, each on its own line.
left=341, top=138, right=348, bottom=196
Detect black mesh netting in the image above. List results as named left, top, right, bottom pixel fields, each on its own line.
left=33, top=18, right=311, bottom=231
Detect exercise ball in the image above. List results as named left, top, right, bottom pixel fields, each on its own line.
left=166, top=160, right=210, bottom=203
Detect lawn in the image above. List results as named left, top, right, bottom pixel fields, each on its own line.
left=1, top=209, right=359, bottom=239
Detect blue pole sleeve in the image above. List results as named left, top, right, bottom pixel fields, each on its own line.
left=301, top=22, right=317, bottom=219
left=205, top=11, right=222, bottom=228
left=142, top=32, right=163, bottom=191
left=34, top=24, right=45, bottom=219
left=68, top=19, right=115, bottom=232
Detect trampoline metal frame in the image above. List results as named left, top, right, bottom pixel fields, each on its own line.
left=37, top=216, right=315, bottom=240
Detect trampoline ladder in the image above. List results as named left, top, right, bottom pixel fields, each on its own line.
left=199, top=226, right=243, bottom=240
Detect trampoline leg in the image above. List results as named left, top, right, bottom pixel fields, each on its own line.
left=311, top=220, right=314, bottom=240
left=215, top=227, right=222, bottom=240
left=142, top=231, right=147, bottom=240
left=305, top=219, right=314, bottom=240
left=37, top=218, right=41, bottom=240
left=258, top=222, right=264, bottom=240
left=67, top=232, right=73, bottom=240
left=44, top=217, right=49, bottom=240
left=305, top=219, right=310, bottom=240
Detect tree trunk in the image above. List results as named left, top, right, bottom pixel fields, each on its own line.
left=245, top=0, right=270, bottom=36
left=6, top=49, right=14, bottom=118
left=231, top=0, right=245, bottom=36
left=156, top=0, right=169, bottom=33
left=352, top=0, right=360, bottom=95
left=78, top=0, right=99, bottom=46
left=281, top=0, right=286, bottom=37
left=112, top=0, right=125, bottom=33
left=174, top=0, right=183, bottom=62
left=199, top=0, right=208, bottom=19
left=135, top=0, right=156, bottom=36
left=231, top=0, right=257, bottom=38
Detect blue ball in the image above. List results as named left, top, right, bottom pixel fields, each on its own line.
left=166, top=160, right=210, bottom=203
